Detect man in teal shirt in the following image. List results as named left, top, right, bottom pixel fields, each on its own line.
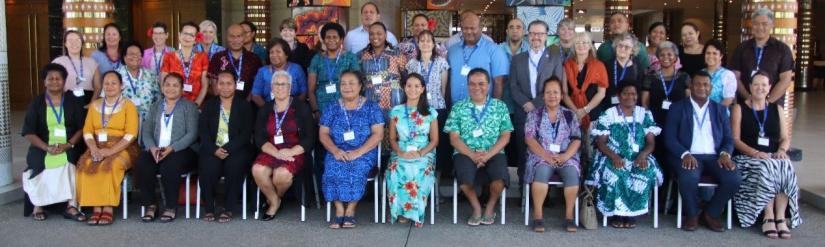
left=596, top=13, right=650, bottom=70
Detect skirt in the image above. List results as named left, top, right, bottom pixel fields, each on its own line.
left=385, top=152, right=435, bottom=223
left=76, top=137, right=138, bottom=207
left=733, top=155, right=802, bottom=228
left=22, top=163, right=76, bottom=207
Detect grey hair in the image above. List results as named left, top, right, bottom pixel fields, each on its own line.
left=751, top=8, right=775, bottom=22
left=557, top=18, right=576, bottom=31
left=270, top=70, right=293, bottom=88
left=656, top=41, right=680, bottom=58
left=528, top=20, right=549, bottom=33
left=199, top=20, right=218, bottom=32
left=612, top=32, right=640, bottom=56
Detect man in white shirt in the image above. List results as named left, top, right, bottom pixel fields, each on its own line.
left=343, top=2, right=398, bottom=53
left=664, top=71, right=741, bottom=232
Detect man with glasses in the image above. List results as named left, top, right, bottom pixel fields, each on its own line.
left=240, top=21, right=269, bottom=64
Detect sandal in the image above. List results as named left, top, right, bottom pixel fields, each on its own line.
left=625, top=217, right=637, bottom=229
left=610, top=217, right=624, bottom=228
left=202, top=213, right=216, bottom=222
left=775, top=219, right=791, bottom=239
left=142, top=205, right=158, bottom=222
left=480, top=213, right=497, bottom=225
left=32, top=211, right=47, bottom=221
left=329, top=216, right=344, bottom=229
left=762, top=219, right=778, bottom=239
left=414, top=222, right=424, bottom=228
left=97, top=212, right=113, bottom=226
left=532, top=219, right=545, bottom=232
left=218, top=212, right=233, bottom=223
left=87, top=211, right=101, bottom=225
left=467, top=215, right=482, bottom=226
left=398, top=217, right=409, bottom=224
left=563, top=219, right=578, bottom=232
left=342, top=216, right=357, bottom=228
left=63, top=207, right=86, bottom=222
left=159, top=209, right=177, bottom=223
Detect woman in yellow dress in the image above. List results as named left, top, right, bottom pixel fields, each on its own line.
left=76, top=70, right=140, bottom=226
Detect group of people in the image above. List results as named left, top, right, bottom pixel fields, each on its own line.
left=20, top=1, right=800, bottom=238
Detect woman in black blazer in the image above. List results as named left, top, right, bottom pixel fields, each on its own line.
left=198, top=70, right=255, bottom=223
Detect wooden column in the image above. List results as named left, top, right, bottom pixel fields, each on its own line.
left=62, top=0, right=115, bottom=55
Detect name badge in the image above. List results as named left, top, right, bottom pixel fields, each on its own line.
left=270, top=92, right=276, bottom=101
left=78, top=76, right=87, bottom=82
left=549, top=144, right=561, bottom=153
left=236, top=80, right=245, bottom=91
left=325, top=83, right=337, bottom=94
left=72, top=88, right=85, bottom=97
left=343, top=130, right=355, bottom=141
left=406, top=145, right=419, bottom=152
left=371, top=76, right=382, bottom=85
left=132, top=98, right=142, bottom=106
left=54, top=128, right=67, bottom=138
left=183, top=84, right=193, bottom=92
left=611, top=96, right=619, bottom=105
left=631, top=143, right=640, bottom=153
left=460, top=65, right=471, bottom=76
left=758, top=137, right=770, bottom=147
left=472, top=128, right=483, bottom=138
left=662, top=100, right=672, bottom=110
left=273, top=135, right=284, bottom=144
left=97, top=132, right=108, bottom=142
left=427, top=93, right=433, bottom=100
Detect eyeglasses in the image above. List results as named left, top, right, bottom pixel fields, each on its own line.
left=272, top=82, right=291, bottom=87
left=180, top=32, right=196, bottom=38
left=616, top=43, right=634, bottom=50
left=528, top=32, right=547, bottom=37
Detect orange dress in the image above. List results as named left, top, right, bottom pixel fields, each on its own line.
left=161, top=51, right=209, bottom=102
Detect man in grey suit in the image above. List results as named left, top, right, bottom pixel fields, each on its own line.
left=508, top=20, right=566, bottom=185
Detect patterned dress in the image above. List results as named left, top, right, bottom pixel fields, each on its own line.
left=523, top=106, right=582, bottom=183
left=117, top=67, right=160, bottom=122
left=308, top=51, right=361, bottom=113
left=397, top=37, right=448, bottom=62
left=321, top=99, right=385, bottom=202
left=254, top=107, right=305, bottom=175
left=406, top=58, right=449, bottom=110
left=386, top=105, right=437, bottom=223
left=160, top=51, right=210, bottom=102
left=585, top=106, right=663, bottom=217
left=357, top=46, right=407, bottom=112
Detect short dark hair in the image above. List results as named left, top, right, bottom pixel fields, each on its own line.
left=542, top=76, right=563, bottom=93
left=361, top=2, right=380, bottom=14
left=528, top=20, right=550, bottom=33
left=41, top=63, right=68, bottom=82
left=339, top=70, right=365, bottom=96
left=751, top=70, right=771, bottom=83
left=702, top=39, right=727, bottom=66
left=680, top=22, right=701, bottom=40
left=240, top=20, right=257, bottom=33
left=467, top=68, right=490, bottom=83
left=321, top=22, right=346, bottom=40
left=648, top=22, right=666, bottom=34
left=402, top=73, right=432, bottom=116
left=617, top=80, right=639, bottom=94
left=267, top=37, right=293, bottom=62
left=120, top=41, right=143, bottom=65
left=101, top=70, right=123, bottom=85
left=412, top=13, right=428, bottom=24
left=217, top=69, right=238, bottom=82
left=152, top=22, right=168, bottom=33
left=366, top=22, right=392, bottom=52
left=692, top=70, right=712, bottom=81
left=181, top=21, right=200, bottom=32
left=163, top=72, right=184, bottom=88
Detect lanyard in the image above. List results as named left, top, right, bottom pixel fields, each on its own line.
left=529, top=49, right=544, bottom=71
left=710, top=68, right=725, bottom=83
left=470, top=98, right=491, bottom=127
left=178, top=50, right=195, bottom=83
left=561, top=47, right=572, bottom=61
left=273, top=98, right=292, bottom=135
left=462, top=43, right=479, bottom=65
left=752, top=102, right=769, bottom=137
left=101, top=95, right=122, bottom=128
left=693, top=103, right=710, bottom=130
left=324, top=52, right=341, bottom=83
left=45, top=94, right=65, bottom=125
left=420, top=60, right=435, bottom=84
left=339, top=97, right=364, bottom=130
left=154, top=47, right=166, bottom=75
left=68, top=55, right=84, bottom=81
left=617, top=106, right=638, bottom=141
left=208, top=44, right=218, bottom=60
left=109, top=56, right=121, bottom=70
left=126, top=69, right=141, bottom=94
left=540, top=107, right=562, bottom=144
left=162, top=99, right=179, bottom=128
left=370, top=49, right=384, bottom=73
left=754, top=46, right=764, bottom=70
left=227, top=52, right=244, bottom=79
left=220, top=104, right=230, bottom=126
left=404, top=105, right=418, bottom=139
left=659, top=71, right=677, bottom=100
left=613, top=60, right=628, bottom=86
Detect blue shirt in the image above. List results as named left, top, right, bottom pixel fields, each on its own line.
left=447, top=38, right=510, bottom=103
left=195, top=43, right=226, bottom=60
left=251, top=43, right=268, bottom=64
left=251, top=62, right=308, bottom=102
left=90, top=50, right=123, bottom=74
left=343, top=25, right=399, bottom=53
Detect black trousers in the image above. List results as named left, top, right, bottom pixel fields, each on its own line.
left=135, top=148, right=196, bottom=210
left=435, top=108, right=453, bottom=177
left=198, top=149, right=253, bottom=214
left=507, top=112, right=528, bottom=185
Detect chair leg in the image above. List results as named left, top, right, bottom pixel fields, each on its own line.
left=727, top=199, right=732, bottom=230
left=677, top=191, right=683, bottom=228
left=665, top=179, right=674, bottom=214
left=603, top=215, right=607, bottom=227
left=312, top=175, right=321, bottom=209
left=301, top=182, right=306, bottom=222
left=430, top=180, right=435, bottom=225
left=654, top=184, right=659, bottom=229
left=574, top=196, right=579, bottom=226
left=242, top=177, right=247, bottom=220
left=373, top=179, right=378, bottom=224
left=185, top=174, right=191, bottom=219
left=195, top=180, right=201, bottom=219
left=141, top=206, right=145, bottom=217
left=500, top=189, right=506, bottom=225
left=381, top=179, right=386, bottom=224
left=122, top=176, right=128, bottom=220
left=452, top=179, right=457, bottom=224
left=326, top=201, right=331, bottom=222
left=524, top=183, right=530, bottom=226
left=255, top=187, right=260, bottom=220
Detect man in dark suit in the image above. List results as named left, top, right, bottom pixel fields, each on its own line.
left=665, top=71, right=742, bottom=232
left=507, top=20, right=565, bottom=186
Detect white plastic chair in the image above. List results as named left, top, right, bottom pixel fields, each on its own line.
left=452, top=178, right=507, bottom=224
left=381, top=171, right=437, bottom=224
left=600, top=182, right=659, bottom=228
left=673, top=176, right=733, bottom=229
left=522, top=176, right=580, bottom=226
left=195, top=177, right=249, bottom=220
left=141, top=173, right=192, bottom=219
left=326, top=143, right=382, bottom=223
left=253, top=176, right=308, bottom=221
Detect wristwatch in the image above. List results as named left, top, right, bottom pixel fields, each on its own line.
left=720, top=151, right=731, bottom=158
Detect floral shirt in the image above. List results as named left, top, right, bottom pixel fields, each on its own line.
left=406, top=58, right=449, bottom=110
left=444, top=98, right=513, bottom=153
left=591, top=106, right=661, bottom=160
left=390, top=105, right=438, bottom=152
left=117, top=67, right=159, bottom=121
left=357, top=46, right=407, bottom=110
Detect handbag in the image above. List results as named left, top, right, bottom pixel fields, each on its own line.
left=580, top=186, right=598, bottom=230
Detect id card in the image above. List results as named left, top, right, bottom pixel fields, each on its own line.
left=611, top=96, right=619, bottom=105
left=758, top=137, right=770, bottom=147
left=132, top=98, right=142, bottom=106
left=662, top=100, right=672, bottom=110
left=343, top=130, right=355, bottom=141
left=236, top=81, right=245, bottom=91
left=183, top=84, right=193, bottom=92
left=97, top=132, right=108, bottom=142
left=371, top=76, right=382, bottom=85
left=549, top=144, right=561, bottom=153
left=472, top=128, right=483, bottom=138
left=273, top=135, right=284, bottom=144
left=54, top=128, right=67, bottom=138
left=72, top=88, right=85, bottom=97
left=325, top=83, right=337, bottom=94
left=460, top=65, right=471, bottom=76
left=406, top=145, right=419, bottom=152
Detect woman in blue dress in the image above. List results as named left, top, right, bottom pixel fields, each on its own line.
left=320, top=70, right=385, bottom=229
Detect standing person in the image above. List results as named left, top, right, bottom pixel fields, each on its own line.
left=118, top=42, right=160, bottom=122
left=664, top=71, right=741, bottom=232
left=208, top=24, right=263, bottom=101
left=731, top=72, right=801, bottom=238
left=134, top=73, right=200, bottom=223
left=357, top=22, right=406, bottom=112
left=52, top=30, right=101, bottom=105
left=596, top=13, right=650, bottom=70
left=160, top=22, right=210, bottom=106
left=599, top=33, right=646, bottom=115
left=447, top=10, right=509, bottom=103
left=703, top=39, right=737, bottom=106
left=91, top=23, right=125, bottom=75
left=645, top=22, right=682, bottom=74
left=240, top=21, right=269, bottom=63
left=307, top=23, right=361, bottom=118
left=398, top=14, right=447, bottom=61
left=549, top=18, right=576, bottom=62
left=251, top=37, right=308, bottom=106
left=76, top=71, right=140, bottom=226
left=509, top=20, right=566, bottom=195
left=385, top=74, right=439, bottom=228
left=679, top=22, right=706, bottom=77
left=498, top=18, right=529, bottom=117
left=344, top=2, right=399, bottom=53
left=445, top=68, right=513, bottom=226
left=195, top=20, right=226, bottom=61
left=142, top=22, right=175, bottom=76
left=21, top=64, right=87, bottom=222
left=279, top=18, right=313, bottom=71
left=198, top=71, right=255, bottom=223
left=730, top=8, right=794, bottom=106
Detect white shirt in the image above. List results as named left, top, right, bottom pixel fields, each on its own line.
left=158, top=113, right=174, bottom=148
left=528, top=48, right=544, bottom=98
left=344, top=25, right=399, bottom=53
left=682, top=98, right=715, bottom=158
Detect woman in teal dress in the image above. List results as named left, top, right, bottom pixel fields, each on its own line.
left=386, top=73, right=438, bottom=227
left=307, top=22, right=361, bottom=118
left=585, top=81, right=663, bottom=229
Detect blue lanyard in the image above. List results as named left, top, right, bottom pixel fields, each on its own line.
left=561, top=47, right=572, bottom=61
left=154, top=47, right=167, bottom=75
left=751, top=102, right=769, bottom=137
left=208, top=44, right=219, bottom=60
left=404, top=105, right=418, bottom=140
left=613, top=60, right=628, bottom=86
left=273, top=98, right=291, bottom=135
left=370, top=50, right=384, bottom=73
left=470, top=98, right=491, bottom=126
left=227, top=52, right=244, bottom=79
left=692, top=103, right=710, bottom=130
left=462, top=43, right=479, bottom=64
left=101, top=96, right=122, bottom=128
left=339, top=97, right=364, bottom=130
left=324, top=52, right=341, bottom=83
left=109, top=56, right=121, bottom=70
left=420, top=60, right=435, bottom=84
left=617, top=106, right=637, bottom=140
left=67, top=55, right=84, bottom=80
left=45, top=94, right=64, bottom=125
left=529, top=49, right=544, bottom=71
left=162, top=99, right=179, bottom=128
left=754, top=47, right=764, bottom=70
left=540, top=107, right=562, bottom=144
left=659, top=71, right=677, bottom=100
left=178, top=50, right=195, bottom=83
left=709, top=68, right=725, bottom=83
left=126, top=69, right=141, bottom=94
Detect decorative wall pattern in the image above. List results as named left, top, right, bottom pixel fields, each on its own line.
left=403, top=10, right=453, bottom=38
left=293, top=6, right=347, bottom=50
left=515, top=6, right=566, bottom=35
